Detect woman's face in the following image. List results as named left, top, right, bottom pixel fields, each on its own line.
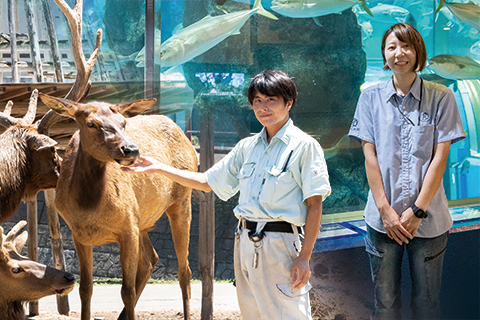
left=384, top=33, right=417, bottom=76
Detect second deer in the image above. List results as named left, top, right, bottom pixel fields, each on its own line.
left=0, top=221, right=76, bottom=320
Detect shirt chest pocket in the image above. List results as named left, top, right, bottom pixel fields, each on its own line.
left=260, top=167, right=298, bottom=207
left=237, top=162, right=256, bottom=204
left=238, top=162, right=255, bottom=179
left=412, top=124, right=435, bottom=161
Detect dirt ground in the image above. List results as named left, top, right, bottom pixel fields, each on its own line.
left=26, top=283, right=242, bottom=320
left=29, top=309, right=242, bottom=320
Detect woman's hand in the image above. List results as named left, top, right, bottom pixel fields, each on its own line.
left=400, top=207, right=422, bottom=238
left=380, top=204, right=413, bottom=245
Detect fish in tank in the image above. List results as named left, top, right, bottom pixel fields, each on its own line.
left=0, top=0, right=479, bottom=209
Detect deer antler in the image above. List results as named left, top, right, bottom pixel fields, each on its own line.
left=0, top=89, right=39, bottom=128
left=5, top=221, right=27, bottom=243
left=22, top=89, right=38, bottom=125
left=4, top=100, right=13, bottom=116
left=0, top=101, right=17, bottom=128
left=37, top=0, right=102, bottom=134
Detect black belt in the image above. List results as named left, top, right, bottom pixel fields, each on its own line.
left=244, top=220, right=302, bottom=234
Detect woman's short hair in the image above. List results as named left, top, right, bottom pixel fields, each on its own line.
left=247, top=70, right=298, bottom=106
left=381, top=23, right=427, bottom=72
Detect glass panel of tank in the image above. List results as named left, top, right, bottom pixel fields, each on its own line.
left=155, top=0, right=480, bottom=213
left=1, top=0, right=480, bottom=215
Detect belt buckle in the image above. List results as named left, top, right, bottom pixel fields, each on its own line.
left=248, top=229, right=265, bottom=242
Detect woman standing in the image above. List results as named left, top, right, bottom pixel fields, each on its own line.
left=349, top=23, right=464, bottom=320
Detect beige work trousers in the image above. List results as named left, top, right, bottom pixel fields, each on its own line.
left=234, top=227, right=312, bottom=320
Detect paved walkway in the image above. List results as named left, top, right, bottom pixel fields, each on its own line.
left=39, top=282, right=239, bottom=313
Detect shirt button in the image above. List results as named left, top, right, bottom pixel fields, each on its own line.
left=403, top=163, right=407, bottom=168
left=404, top=203, right=408, bottom=207
left=402, top=106, right=406, bottom=110
left=404, top=183, right=408, bottom=187
left=403, top=144, right=406, bottom=148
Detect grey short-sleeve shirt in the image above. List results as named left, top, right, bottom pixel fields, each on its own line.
left=349, top=76, right=465, bottom=237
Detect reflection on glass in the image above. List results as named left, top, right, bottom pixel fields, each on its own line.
left=1, top=0, right=480, bottom=214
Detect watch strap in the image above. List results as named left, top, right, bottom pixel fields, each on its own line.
left=411, top=203, right=428, bottom=219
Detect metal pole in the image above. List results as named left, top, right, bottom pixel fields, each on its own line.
left=144, top=0, right=155, bottom=100
left=8, top=0, right=19, bottom=82
left=41, top=0, right=64, bottom=82
left=25, top=0, right=44, bottom=82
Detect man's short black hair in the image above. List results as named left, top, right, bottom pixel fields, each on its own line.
left=247, top=70, right=298, bottom=106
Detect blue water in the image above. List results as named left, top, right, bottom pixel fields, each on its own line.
left=73, top=0, right=480, bottom=204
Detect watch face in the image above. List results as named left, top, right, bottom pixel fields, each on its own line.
left=414, top=207, right=427, bottom=219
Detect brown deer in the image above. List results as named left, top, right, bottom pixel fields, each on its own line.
left=0, top=220, right=76, bottom=320
left=0, top=89, right=61, bottom=222
left=39, top=93, right=198, bottom=320
left=0, top=0, right=102, bottom=316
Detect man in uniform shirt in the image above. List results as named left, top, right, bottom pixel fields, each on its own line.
left=122, top=69, right=331, bottom=319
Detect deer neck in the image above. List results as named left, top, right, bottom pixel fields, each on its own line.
left=66, top=137, right=108, bottom=211
left=0, top=130, right=29, bottom=222
left=0, top=300, right=25, bottom=320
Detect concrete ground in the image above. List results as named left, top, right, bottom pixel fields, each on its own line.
left=38, top=282, right=239, bottom=314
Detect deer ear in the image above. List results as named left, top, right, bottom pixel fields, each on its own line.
left=27, top=135, right=58, bottom=151
left=39, top=93, right=79, bottom=118
left=112, top=98, right=157, bottom=118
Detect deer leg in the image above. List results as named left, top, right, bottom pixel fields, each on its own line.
left=117, top=232, right=159, bottom=320
left=73, top=237, right=93, bottom=320
left=167, top=198, right=192, bottom=320
left=118, top=230, right=140, bottom=320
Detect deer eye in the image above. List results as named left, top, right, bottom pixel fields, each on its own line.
left=86, top=122, right=96, bottom=129
left=12, top=267, right=24, bottom=274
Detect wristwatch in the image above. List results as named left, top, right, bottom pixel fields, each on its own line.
left=411, top=203, right=428, bottom=219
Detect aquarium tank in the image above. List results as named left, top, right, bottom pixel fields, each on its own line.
left=1, top=0, right=479, bottom=227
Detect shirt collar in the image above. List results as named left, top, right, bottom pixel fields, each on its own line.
left=386, top=74, right=422, bottom=104
left=258, top=119, right=293, bottom=145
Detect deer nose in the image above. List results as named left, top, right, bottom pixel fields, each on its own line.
left=65, top=273, right=77, bottom=282
left=121, top=145, right=139, bottom=158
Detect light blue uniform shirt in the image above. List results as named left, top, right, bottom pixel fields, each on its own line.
left=349, top=76, right=465, bottom=238
left=205, top=119, right=331, bottom=226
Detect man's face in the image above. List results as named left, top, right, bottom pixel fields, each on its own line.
left=251, top=92, right=292, bottom=131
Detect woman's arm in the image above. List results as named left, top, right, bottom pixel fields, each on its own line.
left=400, top=141, right=451, bottom=236
left=362, top=141, right=412, bottom=244
left=121, top=155, right=212, bottom=193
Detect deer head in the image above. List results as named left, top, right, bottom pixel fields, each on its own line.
left=39, top=94, right=157, bottom=166
left=0, top=90, right=62, bottom=222
left=0, top=221, right=76, bottom=307
left=0, top=0, right=102, bottom=223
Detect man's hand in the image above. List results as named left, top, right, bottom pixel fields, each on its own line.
left=290, top=256, right=311, bottom=290
left=400, top=207, right=422, bottom=238
left=380, top=204, right=413, bottom=245
left=120, top=155, right=161, bottom=174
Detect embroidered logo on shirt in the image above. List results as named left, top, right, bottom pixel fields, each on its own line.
left=420, top=112, right=430, bottom=122
left=351, top=118, right=358, bottom=127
